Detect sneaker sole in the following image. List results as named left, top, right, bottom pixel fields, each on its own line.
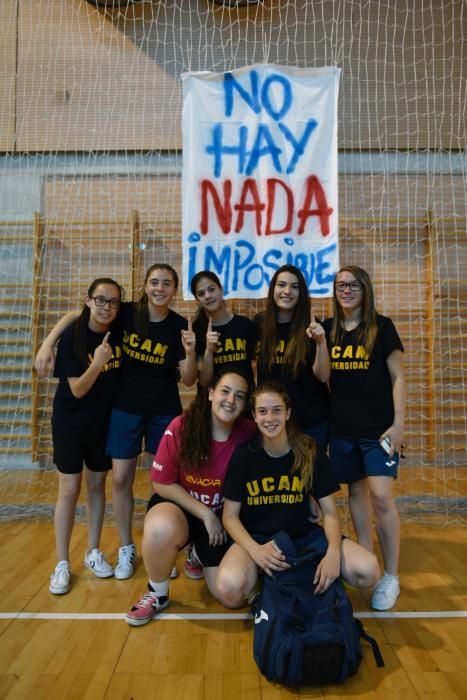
left=84, top=562, right=114, bottom=578
left=371, top=598, right=400, bottom=611
left=115, top=566, right=135, bottom=580
left=49, top=583, right=70, bottom=595
left=125, top=598, right=170, bottom=627
left=184, top=566, right=204, bottom=580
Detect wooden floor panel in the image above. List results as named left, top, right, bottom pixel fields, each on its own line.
left=0, top=522, right=466, bottom=698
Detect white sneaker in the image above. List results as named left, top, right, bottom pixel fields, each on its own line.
left=84, top=548, right=114, bottom=578
left=49, top=560, right=71, bottom=595
left=371, top=573, right=400, bottom=610
left=115, top=544, right=137, bottom=580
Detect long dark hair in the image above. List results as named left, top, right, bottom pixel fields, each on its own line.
left=73, top=277, right=122, bottom=369
left=259, top=265, right=310, bottom=377
left=190, top=270, right=224, bottom=332
left=330, top=266, right=378, bottom=357
left=252, top=380, right=316, bottom=488
left=179, top=369, right=250, bottom=471
left=133, top=263, right=178, bottom=336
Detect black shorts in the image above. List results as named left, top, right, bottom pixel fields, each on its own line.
left=52, top=422, right=112, bottom=475
left=147, top=493, right=229, bottom=567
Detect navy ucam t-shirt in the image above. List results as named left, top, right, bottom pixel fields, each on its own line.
left=113, top=303, right=187, bottom=417
left=224, top=440, right=338, bottom=538
left=323, top=314, right=404, bottom=439
left=52, top=323, right=121, bottom=432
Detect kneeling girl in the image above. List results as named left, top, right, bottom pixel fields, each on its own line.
left=217, top=381, right=380, bottom=606
left=126, top=370, right=257, bottom=626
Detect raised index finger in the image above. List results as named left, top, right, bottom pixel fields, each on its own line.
left=187, top=317, right=193, bottom=332
left=310, top=303, right=316, bottom=324
left=207, top=317, right=213, bottom=333
left=103, top=331, right=111, bottom=345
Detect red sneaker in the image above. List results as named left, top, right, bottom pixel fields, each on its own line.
left=126, top=585, right=169, bottom=626
left=184, top=544, right=204, bottom=580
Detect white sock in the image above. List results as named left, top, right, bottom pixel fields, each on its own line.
left=149, top=579, right=169, bottom=597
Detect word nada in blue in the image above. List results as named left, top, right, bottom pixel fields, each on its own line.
left=188, top=237, right=337, bottom=296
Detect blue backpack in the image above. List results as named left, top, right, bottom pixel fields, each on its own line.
left=251, top=529, right=384, bottom=687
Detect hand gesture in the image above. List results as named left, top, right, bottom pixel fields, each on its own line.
left=93, top=332, right=113, bottom=368
left=203, top=510, right=227, bottom=546
left=181, top=318, right=196, bottom=355
left=205, top=317, right=220, bottom=353
left=251, top=539, right=291, bottom=577
left=306, top=305, right=325, bottom=344
left=34, top=346, right=56, bottom=377
left=313, top=547, right=340, bottom=594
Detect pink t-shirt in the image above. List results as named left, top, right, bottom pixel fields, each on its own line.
left=150, top=415, right=257, bottom=513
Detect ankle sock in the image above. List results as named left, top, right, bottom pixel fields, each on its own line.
left=149, top=579, right=169, bottom=597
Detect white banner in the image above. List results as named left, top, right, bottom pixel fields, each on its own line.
left=182, top=64, right=341, bottom=299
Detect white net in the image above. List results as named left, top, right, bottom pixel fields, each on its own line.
left=0, top=0, right=465, bottom=524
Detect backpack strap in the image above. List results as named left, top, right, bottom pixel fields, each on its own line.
left=355, top=619, right=385, bottom=667
left=272, top=531, right=297, bottom=558
left=272, top=529, right=324, bottom=566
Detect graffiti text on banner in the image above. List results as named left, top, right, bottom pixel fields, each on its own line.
left=182, top=65, right=340, bottom=299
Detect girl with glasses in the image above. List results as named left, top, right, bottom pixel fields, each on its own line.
left=46, top=277, right=122, bottom=595
left=254, top=265, right=330, bottom=447
left=35, top=264, right=197, bottom=582
left=322, top=266, right=406, bottom=610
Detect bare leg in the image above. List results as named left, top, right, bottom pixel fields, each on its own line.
left=348, top=479, right=374, bottom=551
left=85, top=468, right=107, bottom=551
left=207, top=543, right=260, bottom=608
left=54, top=472, right=82, bottom=561
left=340, top=538, right=380, bottom=589
left=142, top=502, right=189, bottom=582
left=368, top=475, right=400, bottom=575
left=112, top=457, right=137, bottom=546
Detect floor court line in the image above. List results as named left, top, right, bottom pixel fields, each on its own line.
left=1, top=611, right=466, bottom=621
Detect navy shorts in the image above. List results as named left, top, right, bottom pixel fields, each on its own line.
left=329, top=436, right=399, bottom=484
left=147, top=493, right=229, bottom=568
left=52, top=422, right=111, bottom=475
left=106, top=408, right=175, bottom=459
left=302, top=420, right=329, bottom=449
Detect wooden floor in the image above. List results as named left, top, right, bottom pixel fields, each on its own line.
left=0, top=519, right=466, bottom=699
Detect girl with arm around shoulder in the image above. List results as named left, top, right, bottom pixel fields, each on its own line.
left=216, top=381, right=380, bottom=608
left=125, top=369, right=257, bottom=626
left=35, top=264, right=197, bottom=581
left=322, top=266, right=406, bottom=611
left=105, top=263, right=197, bottom=579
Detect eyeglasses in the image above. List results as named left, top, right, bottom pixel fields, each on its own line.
left=335, top=281, right=362, bottom=292
left=91, top=296, right=121, bottom=309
